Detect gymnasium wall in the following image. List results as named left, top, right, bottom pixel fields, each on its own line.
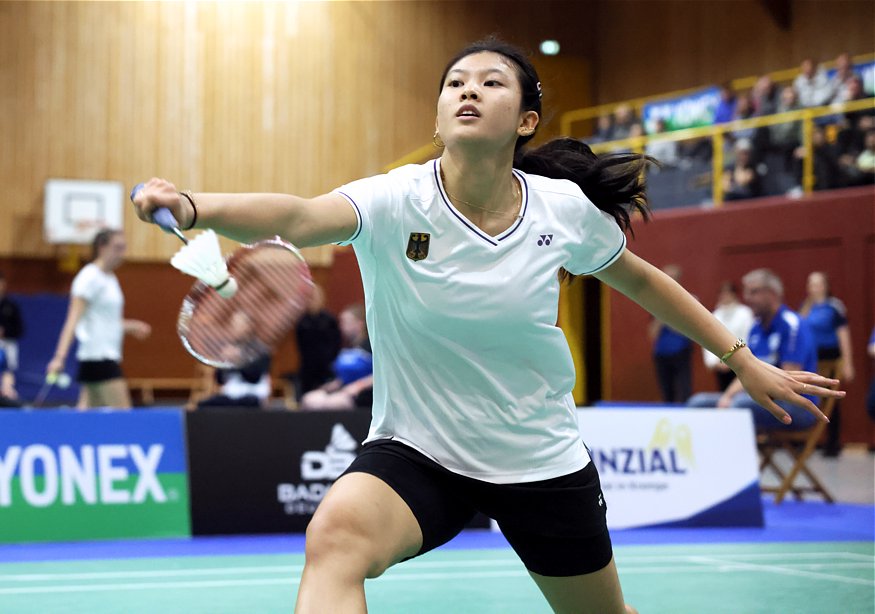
left=589, top=0, right=875, bottom=104
left=0, top=0, right=593, bottom=261
left=605, top=187, right=875, bottom=444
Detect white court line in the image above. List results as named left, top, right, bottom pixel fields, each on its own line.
left=687, top=555, right=874, bottom=587
left=1, top=552, right=870, bottom=583
left=0, top=559, right=524, bottom=582
left=0, top=560, right=872, bottom=596
left=0, top=570, right=533, bottom=595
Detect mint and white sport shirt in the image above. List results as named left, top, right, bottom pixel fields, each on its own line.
left=335, top=159, right=625, bottom=483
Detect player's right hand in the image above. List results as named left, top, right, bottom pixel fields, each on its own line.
left=131, top=178, right=192, bottom=229
left=46, top=356, right=64, bottom=379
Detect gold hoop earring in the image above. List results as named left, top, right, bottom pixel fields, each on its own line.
left=433, top=131, right=445, bottom=148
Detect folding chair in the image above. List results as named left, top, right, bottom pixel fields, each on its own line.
left=757, top=359, right=840, bottom=504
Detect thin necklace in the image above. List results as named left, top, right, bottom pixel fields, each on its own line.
left=440, top=168, right=522, bottom=219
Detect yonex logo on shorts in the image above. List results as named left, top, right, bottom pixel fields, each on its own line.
left=537, top=234, right=553, bottom=246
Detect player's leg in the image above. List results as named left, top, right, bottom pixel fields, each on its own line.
left=483, top=462, right=636, bottom=614
left=529, top=559, right=637, bottom=614
left=297, top=440, right=476, bottom=613
left=95, top=378, right=132, bottom=409
left=295, top=472, right=423, bottom=613
left=76, top=386, right=90, bottom=410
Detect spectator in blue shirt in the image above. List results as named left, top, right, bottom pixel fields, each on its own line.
left=689, top=269, right=818, bottom=430
left=713, top=82, right=737, bottom=125
left=800, top=271, right=854, bottom=455
left=649, top=265, right=692, bottom=403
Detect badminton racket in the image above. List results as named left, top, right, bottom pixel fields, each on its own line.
left=131, top=184, right=314, bottom=369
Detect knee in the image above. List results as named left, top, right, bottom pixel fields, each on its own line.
left=305, top=505, right=393, bottom=579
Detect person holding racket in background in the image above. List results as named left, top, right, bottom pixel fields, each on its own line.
left=133, top=38, right=844, bottom=614
left=46, top=229, right=151, bottom=410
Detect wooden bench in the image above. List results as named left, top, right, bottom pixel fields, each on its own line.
left=128, top=374, right=298, bottom=410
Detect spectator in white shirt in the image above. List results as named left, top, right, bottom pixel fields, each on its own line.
left=703, top=282, right=754, bottom=391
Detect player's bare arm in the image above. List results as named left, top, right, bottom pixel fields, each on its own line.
left=133, top=178, right=358, bottom=247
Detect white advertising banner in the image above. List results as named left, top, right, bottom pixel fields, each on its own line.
left=577, top=408, right=763, bottom=529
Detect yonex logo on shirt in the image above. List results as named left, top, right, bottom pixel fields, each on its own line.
left=537, top=234, right=553, bottom=246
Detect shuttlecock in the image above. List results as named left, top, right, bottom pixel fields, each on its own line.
left=170, top=230, right=238, bottom=299
left=46, top=373, right=71, bottom=389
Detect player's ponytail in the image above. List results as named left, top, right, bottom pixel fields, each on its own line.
left=514, top=138, right=652, bottom=235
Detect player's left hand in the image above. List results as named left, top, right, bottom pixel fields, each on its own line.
left=732, top=358, right=843, bottom=425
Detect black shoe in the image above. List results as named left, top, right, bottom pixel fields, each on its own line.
left=822, top=446, right=842, bottom=458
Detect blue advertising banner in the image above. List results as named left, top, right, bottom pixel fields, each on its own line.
left=642, top=87, right=721, bottom=134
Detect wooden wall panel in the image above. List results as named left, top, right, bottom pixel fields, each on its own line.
left=590, top=0, right=875, bottom=104
left=1, top=1, right=594, bottom=262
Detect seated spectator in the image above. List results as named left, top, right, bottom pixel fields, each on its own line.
left=645, top=119, right=680, bottom=167
left=793, top=57, right=832, bottom=108
left=301, top=303, right=372, bottom=411
left=294, top=284, right=341, bottom=399
left=839, top=76, right=875, bottom=128
left=611, top=104, right=638, bottom=140
left=751, top=75, right=778, bottom=117
left=688, top=269, right=819, bottom=431
left=589, top=114, right=615, bottom=143
left=0, top=272, right=23, bottom=378
left=713, top=82, right=737, bottom=125
left=838, top=115, right=875, bottom=186
left=729, top=93, right=757, bottom=145
left=828, top=52, right=859, bottom=104
left=771, top=86, right=802, bottom=139
left=855, top=129, right=875, bottom=184
left=723, top=139, right=763, bottom=201
left=0, top=346, right=20, bottom=408
left=809, top=124, right=843, bottom=190
left=703, top=282, right=754, bottom=391
left=197, top=354, right=272, bottom=409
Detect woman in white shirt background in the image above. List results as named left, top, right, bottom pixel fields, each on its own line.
left=703, top=281, right=755, bottom=391
left=47, top=229, right=151, bottom=409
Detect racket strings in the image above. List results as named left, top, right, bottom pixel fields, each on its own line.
left=177, top=241, right=313, bottom=368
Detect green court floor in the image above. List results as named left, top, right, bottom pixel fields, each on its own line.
left=0, top=541, right=871, bottom=613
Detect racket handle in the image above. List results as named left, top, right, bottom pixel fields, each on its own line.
left=130, top=183, right=188, bottom=243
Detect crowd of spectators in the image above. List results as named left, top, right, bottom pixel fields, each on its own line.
left=587, top=51, right=875, bottom=202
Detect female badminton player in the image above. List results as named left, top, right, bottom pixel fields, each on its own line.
left=133, top=38, right=844, bottom=614
left=47, top=229, right=151, bottom=409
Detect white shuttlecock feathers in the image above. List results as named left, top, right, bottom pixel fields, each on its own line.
left=170, top=230, right=238, bottom=299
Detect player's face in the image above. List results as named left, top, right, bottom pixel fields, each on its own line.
left=435, top=51, right=533, bottom=150
left=743, top=282, right=777, bottom=318
left=101, top=235, right=127, bottom=270
left=806, top=273, right=827, bottom=300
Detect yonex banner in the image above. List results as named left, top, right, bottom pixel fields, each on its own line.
left=0, top=410, right=190, bottom=543
left=642, top=86, right=721, bottom=134
left=577, top=408, right=763, bottom=529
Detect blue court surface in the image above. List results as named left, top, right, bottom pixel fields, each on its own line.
left=0, top=501, right=872, bottom=614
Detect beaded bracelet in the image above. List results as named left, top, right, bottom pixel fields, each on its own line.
left=720, top=339, right=747, bottom=363
left=178, top=190, right=198, bottom=231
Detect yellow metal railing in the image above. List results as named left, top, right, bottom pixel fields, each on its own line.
left=587, top=97, right=875, bottom=205
left=558, top=52, right=874, bottom=137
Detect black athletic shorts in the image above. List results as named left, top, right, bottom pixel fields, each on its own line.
left=341, top=439, right=613, bottom=577
left=77, top=360, right=123, bottom=384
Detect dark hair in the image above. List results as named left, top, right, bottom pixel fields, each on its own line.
left=440, top=38, right=652, bottom=282
left=91, top=228, right=121, bottom=261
